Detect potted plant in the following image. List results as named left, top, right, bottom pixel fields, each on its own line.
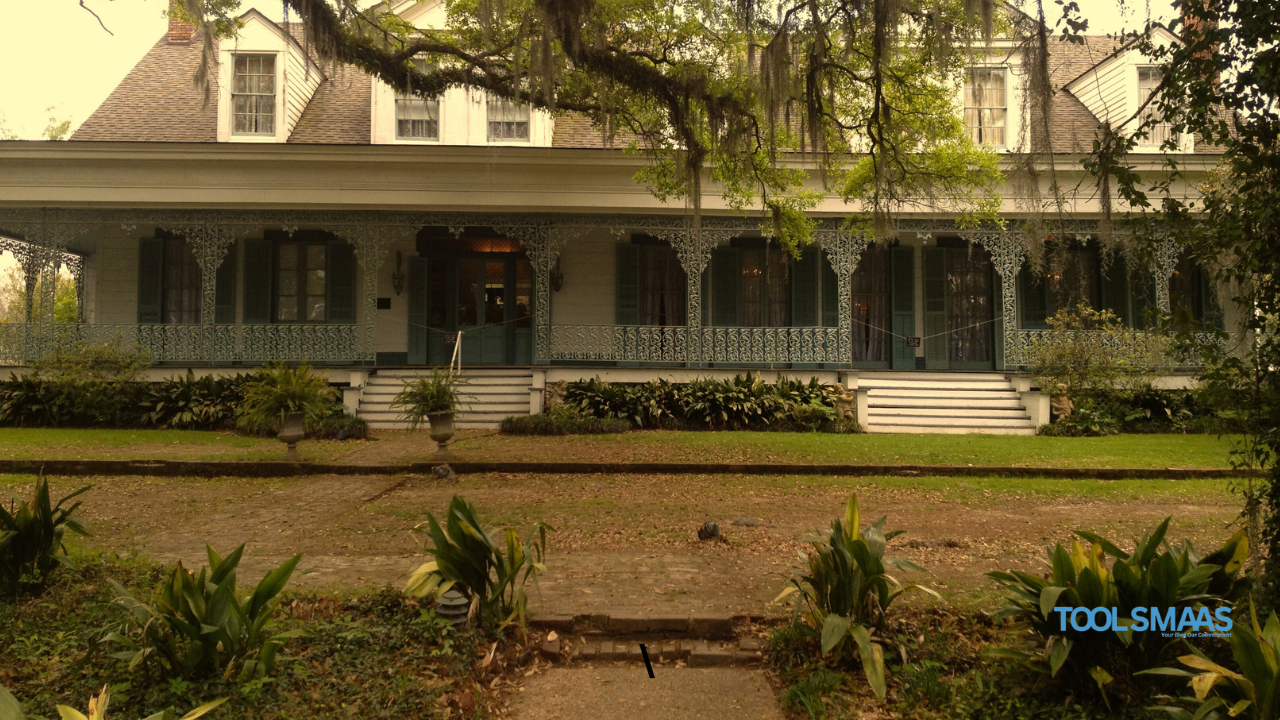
left=238, top=361, right=337, bottom=460
left=391, top=367, right=467, bottom=458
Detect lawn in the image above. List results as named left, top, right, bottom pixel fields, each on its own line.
left=0, top=427, right=1245, bottom=470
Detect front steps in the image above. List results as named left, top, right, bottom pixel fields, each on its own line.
left=357, top=368, right=534, bottom=430
left=858, top=372, right=1036, bottom=435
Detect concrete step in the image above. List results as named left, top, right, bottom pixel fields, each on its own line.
left=867, top=388, right=1021, bottom=400
left=856, top=372, right=1010, bottom=381
left=868, top=397, right=1024, bottom=410
left=858, top=378, right=1012, bottom=391
left=863, top=424, right=1037, bottom=435
left=867, top=407, right=1031, bottom=419
left=863, top=414, right=1033, bottom=428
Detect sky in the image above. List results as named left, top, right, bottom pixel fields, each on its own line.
left=0, top=0, right=1178, bottom=140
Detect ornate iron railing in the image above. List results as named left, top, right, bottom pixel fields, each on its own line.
left=0, top=323, right=363, bottom=365
left=1008, top=328, right=1234, bottom=369
left=548, top=324, right=842, bottom=364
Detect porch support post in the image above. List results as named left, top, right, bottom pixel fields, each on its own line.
left=166, top=219, right=237, bottom=363
left=335, top=220, right=399, bottom=365
left=817, top=228, right=870, bottom=367
left=659, top=226, right=720, bottom=366
left=62, top=254, right=85, bottom=323
left=971, top=229, right=1026, bottom=370
left=496, top=219, right=579, bottom=366
left=1153, top=233, right=1182, bottom=314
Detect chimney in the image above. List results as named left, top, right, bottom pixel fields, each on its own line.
left=167, top=1, right=194, bottom=44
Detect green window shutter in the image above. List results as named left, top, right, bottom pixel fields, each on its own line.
left=791, top=247, right=820, bottom=326
left=615, top=244, right=639, bottom=325
left=711, top=246, right=740, bottom=326
left=922, top=247, right=948, bottom=369
left=1100, top=256, right=1129, bottom=326
left=137, top=238, right=163, bottom=324
left=327, top=239, right=357, bottom=323
left=242, top=238, right=273, bottom=324
left=890, top=246, right=915, bottom=370
left=820, top=251, right=839, bottom=327
left=1019, top=266, right=1049, bottom=328
left=214, top=243, right=237, bottom=324
left=407, top=256, right=428, bottom=365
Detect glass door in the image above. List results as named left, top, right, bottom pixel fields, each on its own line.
left=412, top=253, right=533, bottom=366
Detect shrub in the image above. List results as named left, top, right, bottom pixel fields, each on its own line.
left=1140, top=610, right=1280, bottom=720
left=390, top=367, right=467, bottom=428
left=986, top=518, right=1249, bottom=696
left=773, top=494, right=938, bottom=699
left=0, top=473, right=91, bottom=596
left=140, top=372, right=252, bottom=430
left=562, top=376, right=657, bottom=426
left=105, top=545, right=303, bottom=681
left=236, top=361, right=337, bottom=433
left=403, top=496, right=550, bottom=632
left=499, top=407, right=631, bottom=435
left=30, top=338, right=151, bottom=385
left=305, top=409, right=368, bottom=440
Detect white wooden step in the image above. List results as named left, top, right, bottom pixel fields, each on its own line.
left=867, top=407, right=1030, bottom=419
left=864, top=424, right=1036, bottom=435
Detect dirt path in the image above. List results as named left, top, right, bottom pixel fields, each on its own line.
left=44, top=472, right=1238, bottom=616
left=507, top=667, right=784, bottom=720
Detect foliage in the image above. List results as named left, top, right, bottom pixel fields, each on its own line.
left=389, top=367, right=467, bottom=428
left=236, top=362, right=337, bottom=432
left=42, top=685, right=228, bottom=720
left=105, top=546, right=303, bottom=682
left=2, top=555, right=476, bottom=719
left=563, top=373, right=854, bottom=432
left=404, top=496, right=550, bottom=632
left=302, top=408, right=368, bottom=440
left=139, top=373, right=252, bottom=431
left=986, top=518, right=1249, bottom=696
left=779, top=669, right=844, bottom=720
left=1140, top=610, right=1280, bottom=720
left=1026, top=305, right=1168, bottom=403
left=31, top=339, right=152, bottom=385
left=774, top=494, right=938, bottom=699
left=0, top=473, right=90, bottom=596
left=499, top=405, right=631, bottom=435
left=0, top=267, right=77, bottom=324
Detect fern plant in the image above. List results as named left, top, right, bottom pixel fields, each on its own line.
left=237, top=361, right=336, bottom=432
left=390, top=367, right=467, bottom=428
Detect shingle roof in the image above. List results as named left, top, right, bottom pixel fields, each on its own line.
left=70, top=22, right=1216, bottom=157
left=73, top=33, right=218, bottom=142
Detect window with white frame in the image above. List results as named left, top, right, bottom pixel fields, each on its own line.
left=232, top=54, right=276, bottom=135
left=487, top=95, right=530, bottom=141
left=964, top=67, right=1006, bottom=147
left=1137, top=67, right=1172, bottom=147
left=395, top=59, right=440, bottom=140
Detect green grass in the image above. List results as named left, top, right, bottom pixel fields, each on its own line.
left=453, top=431, right=1244, bottom=469
left=0, top=428, right=337, bottom=461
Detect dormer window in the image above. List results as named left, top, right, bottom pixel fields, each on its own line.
left=395, top=60, right=440, bottom=140
left=1137, top=67, right=1172, bottom=147
left=487, top=95, right=530, bottom=142
left=232, top=55, right=276, bottom=135
left=964, top=68, right=1006, bottom=147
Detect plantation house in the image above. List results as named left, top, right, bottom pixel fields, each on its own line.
left=0, top=2, right=1238, bottom=432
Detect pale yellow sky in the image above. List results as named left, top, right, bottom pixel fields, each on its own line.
left=0, top=0, right=1175, bottom=140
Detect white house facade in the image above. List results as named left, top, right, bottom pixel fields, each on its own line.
left=0, top=3, right=1235, bottom=431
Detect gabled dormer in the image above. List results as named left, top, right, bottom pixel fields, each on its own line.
left=215, top=9, right=327, bottom=143
left=368, top=0, right=555, bottom=147
left=1063, top=27, right=1193, bottom=153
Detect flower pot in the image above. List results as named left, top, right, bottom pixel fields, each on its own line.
left=277, top=411, right=306, bottom=461
left=427, top=411, right=455, bottom=459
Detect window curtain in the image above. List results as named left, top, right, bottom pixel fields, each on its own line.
left=964, top=68, right=1006, bottom=146
left=162, top=238, right=201, bottom=325
left=638, top=245, right=685, bottom=326
left=850, top=245, right=890, bottom=362
left=739, top=246, right=790, bottom=327
left=1047, top=243, right=1100, bottom=315
left=947, top=246, right=993, bottom=362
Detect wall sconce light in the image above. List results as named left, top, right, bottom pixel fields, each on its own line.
left=550, top=257, right=564, bottom=292
left=391, top=251, right=406, bottom=296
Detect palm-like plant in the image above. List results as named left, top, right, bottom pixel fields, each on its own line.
left=774, top=494, right=939, bottom=699
left=0, top=472, right=91, bottom=595
left=404, top=496, right=550, bottom=632
left=390, top=367, right=468, bottom=428
left=237, top=361, right=336, bottom=431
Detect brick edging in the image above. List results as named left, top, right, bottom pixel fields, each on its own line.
left=0, top=458, right=1260, bottom=479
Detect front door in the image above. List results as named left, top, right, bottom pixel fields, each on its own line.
left=923, top=241, right=996, bottom=370
left=407, top=254, right=533, bottom=366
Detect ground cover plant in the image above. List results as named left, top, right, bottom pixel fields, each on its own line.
left=986, top=518, right=1249, bottom=702
left=0, top=553, right=487, bottom=720
left=0, top=473, right=90, bottom=596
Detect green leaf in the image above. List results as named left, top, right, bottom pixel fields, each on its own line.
left=1049, top=636, right=1072, bottom=677
left=1039, top=586, right=1070, bottom=622
left=820, top=614, right=851, bottom=655
left=849, top=625, right=886, bottom=700
left=0, top=684, right=25, bottom=720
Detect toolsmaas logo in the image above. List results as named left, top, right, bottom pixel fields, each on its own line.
left=1054, top=605, right=1234, bottom=638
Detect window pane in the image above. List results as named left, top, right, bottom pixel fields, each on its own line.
left=487, top=95, right=530, bottom=141
left=965, top=68, right=1006, bottom=146
left=306, top=297, right=325, bottom=323
left=306, top=269, right=325, bottom=296
left=279, top=244, right=297, bottom=270
left=485, top=262, right=505, bottom=325
left=277, top=296, right=298, bottom=322
left=457, top=262, right=478, bottom=326
left=278, top=270, right=297, bottom=296
left=307, top=244, right=326, bottom=270
left=740, top=249, right=764, bottom=327
left=515, top=260, right=532, bottom=328
left=231, top=55, right=276, bottom=135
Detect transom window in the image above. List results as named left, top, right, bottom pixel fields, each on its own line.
left=162, top=238, right=201, bottom=325
left=964, top=67, right=1006, bottom=147
left=232, top=54, right=276, bottom=135
left=1137, top=67, right=1172, bottom=147
left=487, top=95, right=530, bottom=141
left=276, top=242, right=326, bottom=323
left=395, top=59, right=440, bottom=140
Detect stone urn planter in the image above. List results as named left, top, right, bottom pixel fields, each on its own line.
left=428, top=411, right=455, bottom=459
left=277, top=411, right=306, bottom=461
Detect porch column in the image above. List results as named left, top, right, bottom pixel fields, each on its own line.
left=496, top=220, right=580, bottom=366
left=62, top=254, right=85, bottom=323
left=167, top=221, right=237, bottom=362
left=659, top=227, right=720, bottom=366
left=972, top=229, right=1026, bottom=370
left=818, top=229, right=870, bottom=366
left=1153, top=234, right=1183, bottom=314
left=335, top=221, right=400, bottom=365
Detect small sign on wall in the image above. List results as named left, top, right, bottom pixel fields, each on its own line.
left=376, top=297, right=392, bottom=310
left=905, top=337, right=922, bottom=348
